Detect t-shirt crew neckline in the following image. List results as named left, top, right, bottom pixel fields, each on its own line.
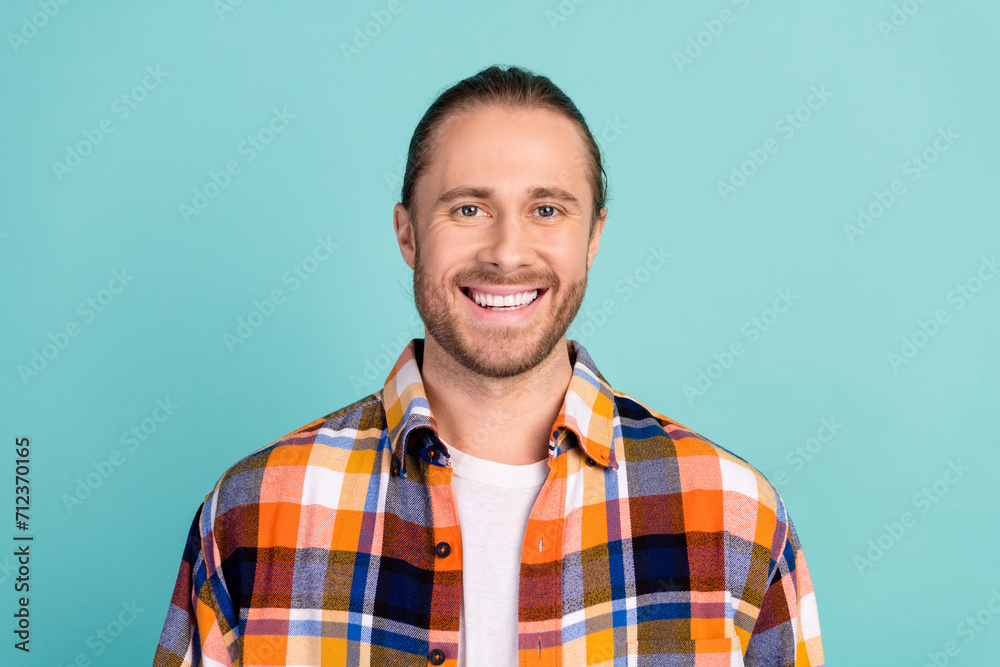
left=444, top=443, right=550, bottom=489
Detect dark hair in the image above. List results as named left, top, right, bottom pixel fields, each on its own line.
left=400, top=64, right=609, bottom=234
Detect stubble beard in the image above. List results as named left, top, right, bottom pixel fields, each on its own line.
left=412, top=240, right=587, bottom=379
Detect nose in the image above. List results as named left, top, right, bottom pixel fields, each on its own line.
left=476, top=211, right=536, bottom=273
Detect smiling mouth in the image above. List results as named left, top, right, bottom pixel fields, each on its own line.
left=460, top=286, right=545, bottom=311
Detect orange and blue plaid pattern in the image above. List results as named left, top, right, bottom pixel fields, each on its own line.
left=153, top=338, right=824, bottom=666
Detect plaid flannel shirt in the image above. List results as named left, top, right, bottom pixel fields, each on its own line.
left=154, top=338, right=824, bottom=666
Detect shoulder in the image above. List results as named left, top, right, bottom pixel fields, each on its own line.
left=612, top=390, right=790, bottom=530
left=203, top=391, right=387, bottom=517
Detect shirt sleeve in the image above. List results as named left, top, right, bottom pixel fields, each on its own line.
left=152, top=502, right=239, bottom=667
left=745, top=513, right=824, bottom=667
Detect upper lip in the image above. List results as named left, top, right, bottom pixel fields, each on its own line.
left=460, top=284, right=545, bottom=296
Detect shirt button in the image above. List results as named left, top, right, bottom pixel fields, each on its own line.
left=391, top=461, right=400, bottom=476
left=585, top=457, right=596, bottom=466
left=429, top=648, right=446, bottom=665
left=428, top=448, right=439, bottom=461
left=434, top=541, right=451, bottom=558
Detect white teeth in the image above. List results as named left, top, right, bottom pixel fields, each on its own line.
left=468, top=288, right=539, bottom=310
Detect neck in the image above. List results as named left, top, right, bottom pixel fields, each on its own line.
left=419, top=335, right=574, bottom=465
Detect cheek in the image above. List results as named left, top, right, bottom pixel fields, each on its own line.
left=550, top=246, right=591, bottom=276
left=416, top=250, right=462, bottom=290
left=421, top=234, right=477, bottom=276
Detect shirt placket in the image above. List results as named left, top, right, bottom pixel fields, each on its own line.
left=518, top=437, right=566, bottom=667
left=422, top=439, right=464, bottom=667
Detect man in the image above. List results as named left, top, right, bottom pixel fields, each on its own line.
left=154, top=65, right=824, bottom=666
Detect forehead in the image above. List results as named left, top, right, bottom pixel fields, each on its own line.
left=419, top=106, right=591, bottom=206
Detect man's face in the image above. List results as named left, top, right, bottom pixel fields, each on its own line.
left=393, top=106, right=605, bottom=378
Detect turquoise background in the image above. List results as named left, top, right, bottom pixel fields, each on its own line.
left=2, top=0, right=998, bottom=664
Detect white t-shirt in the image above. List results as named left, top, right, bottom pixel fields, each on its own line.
left=445, top=444, right=550, bottom=667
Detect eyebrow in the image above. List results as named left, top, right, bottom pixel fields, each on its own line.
left=435, top=185, right=581, bottom=208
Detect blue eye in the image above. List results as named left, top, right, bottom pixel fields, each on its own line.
left=459, top=205, right=480, bottom=217
left=537, top=205, right=557, bottom=217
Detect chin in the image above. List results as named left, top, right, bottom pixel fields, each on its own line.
left=440, top=323, right=564, bottom=378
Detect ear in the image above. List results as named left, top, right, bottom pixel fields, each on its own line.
left=394, top=203, right=416, bottom=270
left=586, top=207, right=607, bottom=270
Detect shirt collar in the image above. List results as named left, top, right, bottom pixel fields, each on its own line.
left=381, top=338, right=620, bottom=477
